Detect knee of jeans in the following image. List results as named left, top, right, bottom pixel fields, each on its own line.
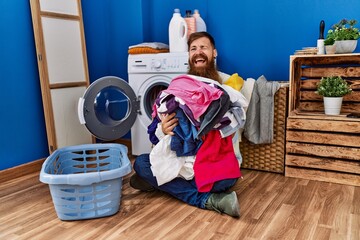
left=133, top=154, right=150, bottom=174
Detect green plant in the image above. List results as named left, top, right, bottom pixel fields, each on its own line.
left=324, top=37, right=335, bottom=46
left=325, top=19, right=360, bottom=41
left=316, top=76, right=352, bottom=97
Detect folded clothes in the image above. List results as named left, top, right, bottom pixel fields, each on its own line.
left=128, top=42, right=169, bottom=54
left=128, top=47, right=169, bottom=54
left=129, top=42, right=169, bottom=49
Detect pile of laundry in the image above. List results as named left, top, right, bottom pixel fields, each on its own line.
left=147, top=74, right=249, bottom=192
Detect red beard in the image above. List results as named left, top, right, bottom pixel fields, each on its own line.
left=188, top=53, right=222, bottom=83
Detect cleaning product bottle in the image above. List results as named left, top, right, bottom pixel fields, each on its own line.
left=317, top=20, right=325, bottom=54
left=193, top=9, right=207, bottom=32
left=169, top=9, right=188, bottom=52
left=184, top=10, right=196, bottom=39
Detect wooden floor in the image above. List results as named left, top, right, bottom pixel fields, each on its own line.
left=1, top=161, right=360, bottom=240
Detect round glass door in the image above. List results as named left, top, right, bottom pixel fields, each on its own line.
left=79, top=76, right=138, bottom=140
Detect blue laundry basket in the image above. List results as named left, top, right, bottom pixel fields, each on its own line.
left=40, top=143, right=132, bottom=221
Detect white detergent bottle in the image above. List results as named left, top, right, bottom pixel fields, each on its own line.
left=169, top=8, right=188, bottom=52
left=193, top=9, right=207, bottom=32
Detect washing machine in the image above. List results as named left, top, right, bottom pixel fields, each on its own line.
left=78, top=52, right=189, bottom=155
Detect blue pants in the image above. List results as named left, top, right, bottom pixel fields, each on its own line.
left=133, top=154, right=238, bottom=209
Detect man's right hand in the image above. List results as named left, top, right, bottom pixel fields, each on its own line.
left=160, top=113, right=178, bottom=136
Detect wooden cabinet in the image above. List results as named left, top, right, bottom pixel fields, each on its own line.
left=285, top=54, right=360, bottom=186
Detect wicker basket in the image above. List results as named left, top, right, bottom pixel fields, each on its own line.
left=240, top=83, right=289, bottom=173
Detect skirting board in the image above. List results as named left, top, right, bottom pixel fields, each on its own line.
left=0, top=139, right=133, bottom=184
left=0, top=158, right=45, bottom=184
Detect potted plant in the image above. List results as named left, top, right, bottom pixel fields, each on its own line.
left=326, top=19, right=360, bottom=53
left=324, top=37, right=336, bottom=54
left=316, top=76, right=352, bottom=115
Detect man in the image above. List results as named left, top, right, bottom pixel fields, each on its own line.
left=130, top=32, right=241, bottom=218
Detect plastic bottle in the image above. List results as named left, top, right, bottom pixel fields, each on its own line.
left=168, top=9, right=188, bottom=53
left=184, top=10, right=196, bottom=39
left=193, top=9, right=207, bottom=32
left=317, top=20, right=325, bottom=54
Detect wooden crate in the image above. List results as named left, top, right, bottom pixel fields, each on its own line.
left=288, top=53, right=360, bottom=115
left=285, top=54, right=360, bottom=186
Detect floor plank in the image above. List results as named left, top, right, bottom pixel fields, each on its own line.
left=1, top=166, right=359, bottom=240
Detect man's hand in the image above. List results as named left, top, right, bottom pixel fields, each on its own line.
left=160, top=113, right=178, bottom=136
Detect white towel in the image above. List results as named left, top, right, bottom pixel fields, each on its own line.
left=150, top=135, right=195, bottom=186
left=244, top=75, right=280, bottom=144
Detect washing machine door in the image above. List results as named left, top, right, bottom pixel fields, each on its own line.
left=78, top=76, right=139, bottom=141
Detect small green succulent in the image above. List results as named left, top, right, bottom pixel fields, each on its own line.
left=316, top=76, right=352, bottom=97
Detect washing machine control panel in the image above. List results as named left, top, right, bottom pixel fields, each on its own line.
left=152, top=60, right=162, bottom=69
left=151, top=58, right=186, bottom=71
left=128, top=52, right=189, bottom=73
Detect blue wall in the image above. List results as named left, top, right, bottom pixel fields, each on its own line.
left=82, top=0, right=144, bottom=82
left=1, top=0, right=48, bottom=170
left=148, top=0, right=360, bottom=80
left=1, top=0, right=359, bottom=170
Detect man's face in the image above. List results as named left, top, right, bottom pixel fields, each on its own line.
left=189, top=37, right=217, bottom=70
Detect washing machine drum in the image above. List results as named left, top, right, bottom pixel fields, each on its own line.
left=78, top=76, right=139, bottom=141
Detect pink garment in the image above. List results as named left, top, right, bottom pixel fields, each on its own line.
left=194, top=130, right=241, bottom=192
left=151, top=101, right=158, bottom=119
left=163, top=74, right=223, bottom=119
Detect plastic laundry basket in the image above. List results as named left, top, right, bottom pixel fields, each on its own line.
left=40, top=143, right=132, bottom=221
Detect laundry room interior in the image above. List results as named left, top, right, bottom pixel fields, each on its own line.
left=2, top=0, right=360, bottom=239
